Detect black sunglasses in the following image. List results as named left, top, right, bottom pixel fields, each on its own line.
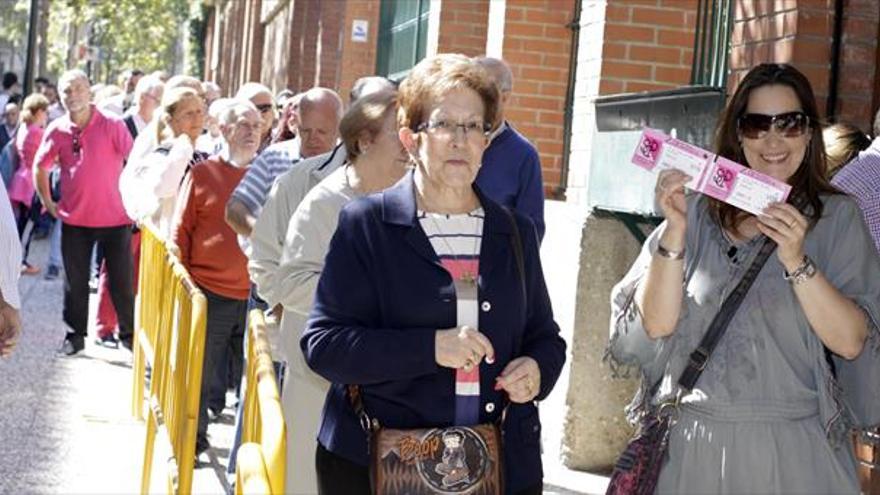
left=738, top=111, right=810, bottom=139
left=72, top=129, right=81, bottom=157
left=256, top=103, right=274, bottom=114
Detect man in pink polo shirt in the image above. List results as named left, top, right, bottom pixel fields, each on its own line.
left=33, top=69, right=135, bottom=356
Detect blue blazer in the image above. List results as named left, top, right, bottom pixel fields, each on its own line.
left=302, top=171, right=566, bottom=493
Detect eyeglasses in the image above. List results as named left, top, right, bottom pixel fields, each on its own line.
left=738, top=111, right=810, bottom=139
left=255, top=103, right=275, bottom=114
left=72, top=129, right=81, bottom=158
left=417, top=119, right=491, bottom=141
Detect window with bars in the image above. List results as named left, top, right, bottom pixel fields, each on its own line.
left=691, top=0, right=735, bottom=88
left=375, top=0, right=431, bottom=82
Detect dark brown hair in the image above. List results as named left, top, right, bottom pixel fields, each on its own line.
left=713, top=63, right=837, bottom=232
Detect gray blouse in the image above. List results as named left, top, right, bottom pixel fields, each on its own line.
left=608, top=193, right=880, bottom=493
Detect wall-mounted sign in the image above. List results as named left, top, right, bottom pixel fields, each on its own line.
left=352, top=20, right=368, bottom=43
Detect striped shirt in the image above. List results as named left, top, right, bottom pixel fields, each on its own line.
left=832, top=138, right=880, bottom=252
left=419, top=208, right=484, bottom=425
left=230, top=137, right=302, bottom=215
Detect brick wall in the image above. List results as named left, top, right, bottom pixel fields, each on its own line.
left=502, top=0, right=576, bottom=198
left=317, top=1, right=345, bottom=89
left=338, top=1, right=381, bottom=101
left=436, top=0, right=490, bottom=56
left=836, top=0, right=880, bottom=130
left=729, top=0, right=880, bottom=130
left=261, top=3, right=294, bottom=94
left=600, top=0, right=697, bottom=95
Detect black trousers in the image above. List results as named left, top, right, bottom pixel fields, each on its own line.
left=197, top=287, right=247, bottom=442
left=61, top=223, right=134, bottom=346
left=315, top=443, right=542, bottom=495
left=14, top=194, right=41, bottom=264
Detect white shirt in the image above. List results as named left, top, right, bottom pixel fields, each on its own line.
left=0, top=184, right=21, bottom=309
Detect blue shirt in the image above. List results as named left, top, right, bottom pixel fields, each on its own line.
left=230, top=138, right=301, bottom=215
left=476, top=123, right=545, bottom=241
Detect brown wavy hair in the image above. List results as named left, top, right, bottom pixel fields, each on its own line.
left=712, top=63, right=838, bottom=233
left=397, top=53, right=500, bottom=133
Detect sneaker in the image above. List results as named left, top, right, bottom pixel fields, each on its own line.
left=44, top=265, right=60, bottom=280
left=21, top=264, right=40, bottom=276
left=57, top=338, right=85, bottom=357
left=95, top=334, right=118, bottom=349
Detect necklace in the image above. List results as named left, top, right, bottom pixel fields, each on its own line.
left=423, top=209, right=483, bottom=285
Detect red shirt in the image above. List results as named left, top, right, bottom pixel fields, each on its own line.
left=172, top=157, right=250, bottom=300
left=34, top=106, right=133, bottom=227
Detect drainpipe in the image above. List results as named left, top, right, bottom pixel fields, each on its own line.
left=826, top=0, right=844, bottom=121
left=556, top=0, right=582, bottom=201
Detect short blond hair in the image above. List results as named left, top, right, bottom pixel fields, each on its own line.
left=20, top=93, right=50, bottom=124
left=339, top=89, right=398, bottom=162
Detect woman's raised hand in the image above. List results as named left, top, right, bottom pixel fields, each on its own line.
left=757, top=202, right=808, bottom=271
left=435, top=326, right=495, bottom=372
left=655, top=169, right=691, bottom=235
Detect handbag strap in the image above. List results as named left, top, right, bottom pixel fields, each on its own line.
left=676, top=236, right=776, bottom=391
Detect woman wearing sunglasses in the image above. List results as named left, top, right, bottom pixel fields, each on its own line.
left=609, top=63, right=880, bottom=492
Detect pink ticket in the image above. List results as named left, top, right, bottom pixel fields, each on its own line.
left=631, top=128, right=791, bottom=216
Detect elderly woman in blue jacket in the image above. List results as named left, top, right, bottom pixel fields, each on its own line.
left=301, top=53, right=566, bottom=495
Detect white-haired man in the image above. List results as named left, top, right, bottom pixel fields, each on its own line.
left=235, top=82, right=275, bottom=152
left=33, top=70, right=135, bottom=356
left=171, top=99, right=263, bottom=457
left=122, top=75, right=164, bottom=139
left=225, top=87, right=343, bottom=238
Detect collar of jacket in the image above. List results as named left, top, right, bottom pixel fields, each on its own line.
left=381, top=168, right=514, bottom=237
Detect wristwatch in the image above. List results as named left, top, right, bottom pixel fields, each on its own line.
left=783, top=256, right=817, bottom=285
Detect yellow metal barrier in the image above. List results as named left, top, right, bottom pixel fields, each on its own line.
left=235, top=444, right=272, bottom=495
left=132, top=223, right=207, bottom=494
left=237, top=310, right=287, bottom=494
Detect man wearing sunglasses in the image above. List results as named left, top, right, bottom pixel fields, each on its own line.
left=33, top=69, right=135, bottom=357
left=235, top=82, right=275, bottom=154
left=831, top=109, right=880, bottom=254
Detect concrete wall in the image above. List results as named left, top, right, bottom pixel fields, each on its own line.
left=562, top=214, right=646, bottom=471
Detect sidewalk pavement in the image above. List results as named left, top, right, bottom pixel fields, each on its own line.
left=0, top=221, right=609, bottom=494
left=0, top=237, right=235, bottom=494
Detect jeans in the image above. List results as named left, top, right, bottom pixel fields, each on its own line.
left=60, top=224, right=134, bottom=347
left=48, top=217, right=62, bottom=268
left=197, top=287, right=247, bottom=445
left=225, top=285, right=281, bottom=480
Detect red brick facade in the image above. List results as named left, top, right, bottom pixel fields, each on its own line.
left=436, top=0, right=490, bottom=56
left=600, top=0, right=697, bottom=95
left=202, top=0, right=880, bottom=198
left=502, top=0, right=576, bottom=193
left=203, top=0, right=577, bottom=197
left=728, top=0, right=880, bottom=128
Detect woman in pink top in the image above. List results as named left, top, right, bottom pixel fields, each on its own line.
left=9, top=93, right=49, bottom=275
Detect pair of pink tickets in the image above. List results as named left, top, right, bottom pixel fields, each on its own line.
left=632, top=128, right=791, bottom=216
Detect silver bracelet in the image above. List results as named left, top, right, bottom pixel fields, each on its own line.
left=656, top=242, right=685, bottom=260
left=783, top=256, right=817, bottom=285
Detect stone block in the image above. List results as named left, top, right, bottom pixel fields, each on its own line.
left=562, top=213, right=653, bottom=471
